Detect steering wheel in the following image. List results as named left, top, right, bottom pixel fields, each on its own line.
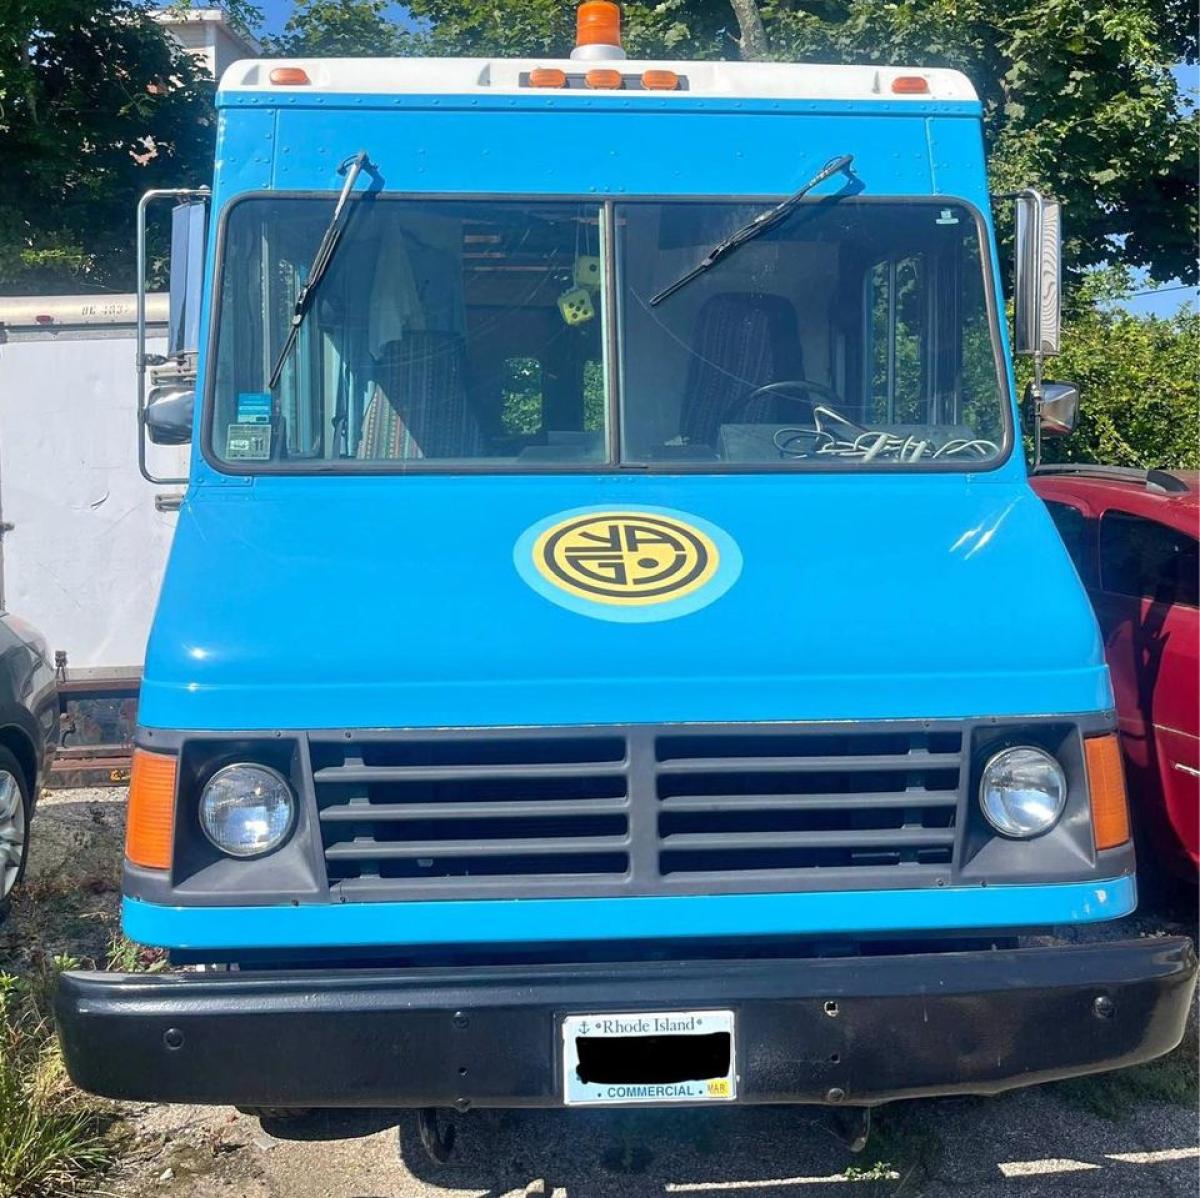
left=729, top=378, right=845, bottom=421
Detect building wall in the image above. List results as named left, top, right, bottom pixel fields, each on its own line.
left=156, top=9, right=260, bottom=82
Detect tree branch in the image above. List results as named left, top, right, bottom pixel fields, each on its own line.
left=728, top=0, right=770, bottom=60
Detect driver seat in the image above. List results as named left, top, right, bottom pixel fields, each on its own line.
left=680, top=292, right=805, bottom=448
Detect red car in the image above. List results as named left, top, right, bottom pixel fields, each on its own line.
left=1032, top=466, right=1198, bottom=885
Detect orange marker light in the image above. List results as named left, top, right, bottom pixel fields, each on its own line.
left=126, top=749, right=177, bottom=871
left=576, top=1, right=622, bottom=49
left=585, top=68, right=623, bottom=90
left=529, top=68, right=568, bottom=89
left=1085, top=734, right=1131, bottom=851
left=642, top=70, right=680, bottom=91
left=891, top=75, right=930, bottom=95
left=270, top=67, right=311, bottom=86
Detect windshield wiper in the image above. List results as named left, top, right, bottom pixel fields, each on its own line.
left=649, top=154, right=854, bottom=306
left=267, top=150, right=375, bottom=392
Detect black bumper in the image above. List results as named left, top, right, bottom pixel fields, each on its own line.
left=56, top=937, right=1196, bottom=1108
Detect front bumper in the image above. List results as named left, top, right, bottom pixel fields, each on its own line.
left=57, top=937, right=1196, bottom=1109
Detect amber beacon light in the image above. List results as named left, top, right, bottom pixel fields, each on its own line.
left=574, top=1, right=624, bottom=57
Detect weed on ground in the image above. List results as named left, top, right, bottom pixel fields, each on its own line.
left=0, top=966, right=122, bottom=1197
left=0, top=792, right=128, bottom=1197
left=843, top=1102, right=941, bottom=1195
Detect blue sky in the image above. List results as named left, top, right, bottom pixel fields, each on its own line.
left=248, top=8, right=1196, bottom=314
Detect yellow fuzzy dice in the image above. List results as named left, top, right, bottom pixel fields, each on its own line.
left=557, top=287, right=595, bottom=325
left=574, top=255, right=603, bottom=290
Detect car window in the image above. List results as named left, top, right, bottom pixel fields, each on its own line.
left=1099, top=510, right=1199, bottom=608
left=1043, top=500, right=1098, bottom=587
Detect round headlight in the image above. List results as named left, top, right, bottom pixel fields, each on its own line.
left=980, top=746, right=1066, bottom=839
left=199, top=764, right=295, bottom=858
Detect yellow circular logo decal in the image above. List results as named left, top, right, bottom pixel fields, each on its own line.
left=533, top=511, right=720, bottom=607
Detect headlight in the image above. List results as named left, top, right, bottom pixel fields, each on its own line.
left=199, top=764, right=295, bottom=858
left=979, top=746, right=1066, bottom=838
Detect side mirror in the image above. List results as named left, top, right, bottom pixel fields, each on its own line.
left=1023, top=380, right=1079, bottom=438
left=145, top=385, right=194, bottom=445
left=1013, top=191, right=1062, bottom=358
left=168, top=199, right=208, bottom=357
left=137, top=187, right=208, bottom=485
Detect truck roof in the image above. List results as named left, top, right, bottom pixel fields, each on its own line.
left=218, top=57, right=979, bottom=104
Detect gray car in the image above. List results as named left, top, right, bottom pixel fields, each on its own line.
left=0, top=612, right=58, bottom=916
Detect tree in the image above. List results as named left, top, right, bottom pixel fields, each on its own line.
left=760, top=0, right=1197, bottom=288
left=305, top=0, right=1195, bottom=287
left=394, top=1, right=738, bottom=61
left=1024, top=289, right=1199, bottom=469
left=265, top=0, right=407, bottom=57
left=0, top=0, right=221, bottom=293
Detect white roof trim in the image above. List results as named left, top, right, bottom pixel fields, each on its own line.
left=219, top=57, right=978, bottom=102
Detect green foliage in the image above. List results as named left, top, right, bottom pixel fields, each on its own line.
left=292, top=0, right=1196, bottom=287
left=0, top=970, right=117, bottom=1197
left=265, top=0, right=407, bottom=56
left=1028, top=301, right=1199, bottom=470
left=762, top=0, right=1197, bottom=287
left=401, top=0, right=733, bottom=59
left=0, top=0, right=220, bottom=293
left=103, top=932, right=168, bottom=974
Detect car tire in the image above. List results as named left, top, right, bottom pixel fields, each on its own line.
left=0, top=746, right=32, bottom=922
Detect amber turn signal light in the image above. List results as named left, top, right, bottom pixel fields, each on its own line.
left=641, top=70, right=680, bottom=91
left=891, top=75, right=930, bottom=94
left=269, top=67, right=311, bottom=86
left=585, top=69, right=623, bottom=90
left=126, top=749, right=177, bottom=870
left=1085, top=734, right=1131, bottom=851
left=529, top=68, right=568, bottom=89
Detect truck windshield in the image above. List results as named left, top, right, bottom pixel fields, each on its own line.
left=209, top=197, right=1006, bottom=470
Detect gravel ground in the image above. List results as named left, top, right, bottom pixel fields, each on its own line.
left=5, top=787, right=1196, bottom=1198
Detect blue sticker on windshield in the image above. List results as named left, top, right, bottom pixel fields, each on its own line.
left=236, top=391, right=272, bottom=424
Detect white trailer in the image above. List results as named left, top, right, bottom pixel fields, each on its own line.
left=0, top=295, right=186, bottom=778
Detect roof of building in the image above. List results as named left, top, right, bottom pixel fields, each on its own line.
left=154, top=7, right=261, bottom=56
left=218, top=58, right=978, bottom=103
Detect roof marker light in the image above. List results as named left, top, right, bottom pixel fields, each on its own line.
left=891, top=75, right=930, bottom=95
left=529, top=68, right=568, bottom=88
left=585, top=68, right=623, bottom=90
left=270, top=67, right=311, bottom=86
left=641, top=69, right=680, bottom=91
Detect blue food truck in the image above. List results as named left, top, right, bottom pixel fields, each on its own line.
left=56, top=1, right=1196, bottom=1160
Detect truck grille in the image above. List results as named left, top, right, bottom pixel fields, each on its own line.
left=310, top=723, right=965, bottom=901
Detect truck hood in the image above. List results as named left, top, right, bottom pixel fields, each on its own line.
left=141, top=474, right=1109, bottom=730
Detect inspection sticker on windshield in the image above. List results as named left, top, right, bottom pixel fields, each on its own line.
left=225, top=423, right=271, bottom=460
left=515, top=506, right=742, bottom=623
left=562, top=1010, right=737, bottom=1106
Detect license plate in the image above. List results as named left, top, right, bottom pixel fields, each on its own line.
left=561, top=1009, right=737, bottom=1106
